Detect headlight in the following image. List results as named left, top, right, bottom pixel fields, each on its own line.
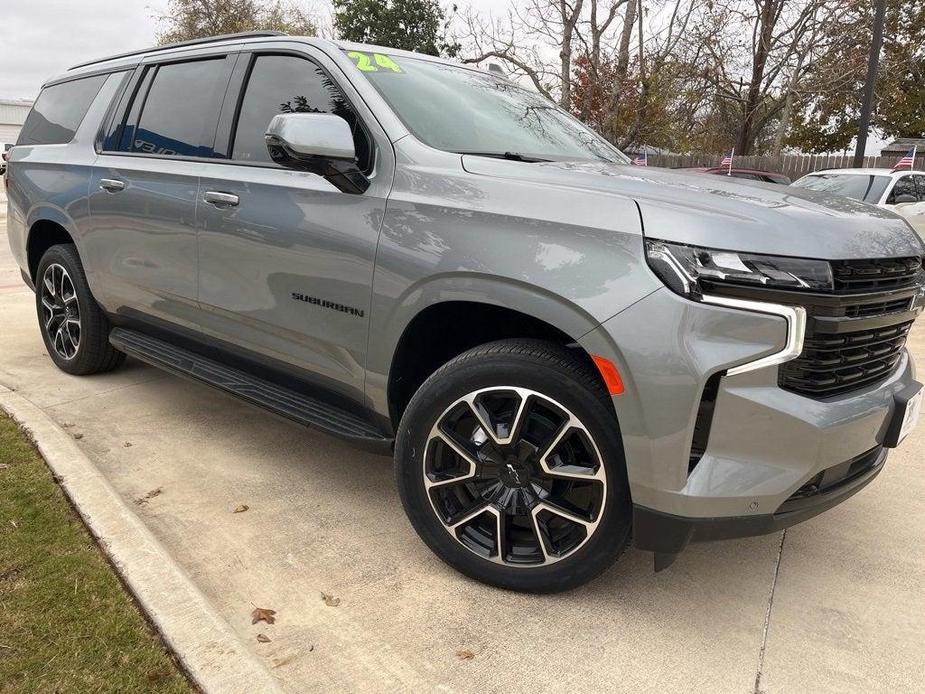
left=645, top=240, right=833, bottom=299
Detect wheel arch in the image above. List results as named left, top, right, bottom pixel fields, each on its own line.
left=25, top=207, right=80, bottom=283
left=377, top=277, right=610, bottom=428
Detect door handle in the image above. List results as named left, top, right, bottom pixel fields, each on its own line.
left=99, top=178, right=125, bottom=192
left=204, top=191, right=239, bottom=207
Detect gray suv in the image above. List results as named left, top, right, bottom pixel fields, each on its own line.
left=6, top=32, right=924, bottom=592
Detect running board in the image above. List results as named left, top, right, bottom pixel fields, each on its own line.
left=109, top=328, right=392, bottom=454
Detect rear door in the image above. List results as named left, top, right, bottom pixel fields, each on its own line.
left=195, top=45, right=393, bottom=402
left=87, top=54, right=236, bottom=330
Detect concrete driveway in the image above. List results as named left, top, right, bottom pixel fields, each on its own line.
left=1, top=216, right=923, bottom=693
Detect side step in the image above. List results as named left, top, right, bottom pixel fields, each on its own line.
left=109, top=328, right=392, bottom=453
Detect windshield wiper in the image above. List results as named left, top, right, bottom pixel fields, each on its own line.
left=454, top=151, right=551, bottom=163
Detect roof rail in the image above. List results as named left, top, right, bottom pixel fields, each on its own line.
left=68, top=31, right=287, bottom=71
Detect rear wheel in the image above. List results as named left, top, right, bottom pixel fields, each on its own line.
left=395, top=339, right=631, bottom=592
left=35, top=244, right=124, bottom=375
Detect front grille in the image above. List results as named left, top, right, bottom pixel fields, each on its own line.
left=832, top=257, right=922, bottom=293
left=779, top=321, right=913, bottom=396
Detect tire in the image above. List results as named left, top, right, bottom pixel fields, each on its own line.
left=395, top=339, right=631, bottom=592
left=35, top=244, right=125, bottom=375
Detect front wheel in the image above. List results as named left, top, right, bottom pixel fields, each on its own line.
left=395, top=340, right=631, bottom=592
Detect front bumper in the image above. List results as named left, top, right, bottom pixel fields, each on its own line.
left=633, top=445, right=886, bottom=558
left=579, top=286, right=919, bottom=553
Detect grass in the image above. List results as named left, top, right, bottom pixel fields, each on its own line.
left=0, top=413, right=191, bottom=693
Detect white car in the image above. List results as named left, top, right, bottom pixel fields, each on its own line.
left=792, top=168, right=925, bottom=237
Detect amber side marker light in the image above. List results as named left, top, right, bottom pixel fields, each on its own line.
left=591, top=354, right=625, bottom=395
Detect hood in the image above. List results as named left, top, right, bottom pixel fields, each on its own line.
left=461, top=157, right=924, bottom=260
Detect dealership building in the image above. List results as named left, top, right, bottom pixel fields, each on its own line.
left=0, top=99, right=34, bottom=145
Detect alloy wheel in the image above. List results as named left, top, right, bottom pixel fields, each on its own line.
left=40, top=263, right=81, bottom=360
left=424, top=386, right=607, bottom=566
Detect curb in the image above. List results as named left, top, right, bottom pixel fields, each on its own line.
left=0, top=385, right=283, bottom=694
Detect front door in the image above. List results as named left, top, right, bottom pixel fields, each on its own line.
left=196, top=49, right=393, bottom=402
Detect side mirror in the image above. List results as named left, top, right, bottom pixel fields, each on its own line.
left=265, top=113, right=369, bottom=194
left=892, top=193, right=918, bottom=205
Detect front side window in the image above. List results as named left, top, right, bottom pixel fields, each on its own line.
left=18, top=74, right=108, bottom=145
left=126, top=58, right=230, bottom=157
left=232, top=54, right=371, bottom=170
left=914, top=175, right=925, bottom=200
left=888, top=176, right=917, bottom=204
left=346, top=51, right=625, bottom=164
left=792, top=173, right=891, bottom=204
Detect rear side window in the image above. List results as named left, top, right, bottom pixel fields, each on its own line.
left=123, top=58, right=231, bottom=158
left=231, top=54, right=371, bottom=170
left=18, top=74, right=108, bottom=145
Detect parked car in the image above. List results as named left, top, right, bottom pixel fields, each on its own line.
left=693, top=166, right=791, bottom=184
left=793, top=168, right=925, bottom=236
left=7, top=33, right=924, bottom=592
left=1, top=144, right=11, bottom=176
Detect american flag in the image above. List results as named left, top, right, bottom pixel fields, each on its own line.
left=720, top=149, right=734, bottom=172
left=893, top=146, right=917, bottom=171
left=632, top=150, right=648, bottom=166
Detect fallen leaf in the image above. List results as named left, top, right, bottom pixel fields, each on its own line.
left=233, top=504, right=249, bottom=514
left=320, top=591, right=340, bottom=607
left=251, top=607, right=276, bottom=625
left=271, top=655, right=295, bottom=668
left=309, top=645, right=314, bottom=652
left=0, top=463, right=10, bottom=470
left=61, top=422, right=74, bottom=428
left=123, top=442, right=133, bottom=448
left=456, top=649, right=475, bottom=661
left=72, top=433, right=83, bottom=440
left=9, top=520, right=18, bottom=529
left=135, top=487, right=163, bottom=505
left=256, top=633, right=271, bottom=643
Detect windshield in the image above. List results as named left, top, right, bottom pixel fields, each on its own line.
left=792, top=173, right=890, bottom=203
left=345, top=50, right=627, bottom=164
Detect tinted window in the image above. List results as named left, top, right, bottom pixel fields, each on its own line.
left=888, top=176, right=918, bottom=204
left=792, top=173, right=891, bottom=203
left=915, top=175, right=925, bottom=199
left=232, top=54, right=370, bottom=170
left=18, top=74, right=108, bottom=145
left=129, top=59, right=229, bottom=157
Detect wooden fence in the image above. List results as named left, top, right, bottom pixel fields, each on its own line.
left=644, top=153, right=925, bottom=179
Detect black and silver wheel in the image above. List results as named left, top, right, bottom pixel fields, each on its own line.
left=35, top=244, right=124, bottom=375
left=40, top=262, right=81, bottom=361
left=396, top=340, right=631, bottom=592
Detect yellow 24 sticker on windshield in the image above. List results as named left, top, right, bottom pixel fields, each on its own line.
left=347, top=51, right=403, bottom=73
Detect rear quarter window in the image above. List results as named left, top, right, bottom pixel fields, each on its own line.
left=17, top=74, right=108, bottom=145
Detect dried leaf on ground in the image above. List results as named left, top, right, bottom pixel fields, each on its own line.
left=134, top=487, right=163, bottom=505
left=72, top=433, right=83, bottom=440
left=256, top=633, right=271, bottom=643
left=320, top=591, right=340, bottom=607
left=456, top=649, right=475, bottom=661
left=123, top=442, right=132, bottom=447
left=233, top=504, right=249, bottom=514
left=251, top=607, right=277, bottom=625
left=0, top=463, right=10, bottom=470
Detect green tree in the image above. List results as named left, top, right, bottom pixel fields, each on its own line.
left=787, top=0, right=924, bottom=152
left=155, top=0, right=317, bottom=45
left=333, top=0, right=459, bottom=57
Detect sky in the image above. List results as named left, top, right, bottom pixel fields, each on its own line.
left=0, top=1, right=887, bottom=153
left=0, top=0, right=505, bottom=100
